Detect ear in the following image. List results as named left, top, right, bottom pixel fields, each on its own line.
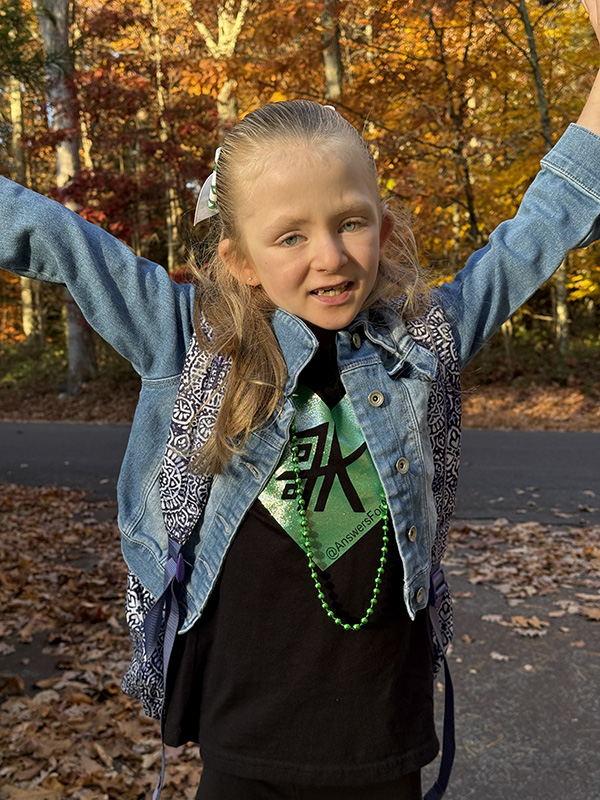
left=218, top=238, right=260, bottom=286
left=379, top=205, right=395, bottom=256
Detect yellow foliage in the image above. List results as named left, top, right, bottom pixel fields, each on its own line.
left=267, top=90, right=289, bottom=104
left=567, top=274, right=600, bottom=300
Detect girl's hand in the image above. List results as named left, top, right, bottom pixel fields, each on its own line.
left=581, top=0, right=600, bottom=45
left=577, top=0, right=600, bottom=136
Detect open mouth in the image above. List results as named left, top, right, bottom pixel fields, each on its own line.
left=311, top=281, right=351, bottom=297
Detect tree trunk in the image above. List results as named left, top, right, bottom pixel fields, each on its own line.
left=150, top=0, right=181, bottom=272
left=134, top=107, right=150, bottom=257
left=216, top=77, right=238, bottom=132
left=426, top=6, right=482, bottom=248
left=321, top=0, right=343, bottom=99
left=517, top=0, right=552, bottom=152
left=554, top=257, right=569, bottom=357
left=511, top=0, right=569, bottom=354
left=182, top=0, right=252, bottom=131
left=9, top=74, right=38, bottom=341
left=9, top=78, right=27, bottom=185
left=363, top=4, right=376, bottom=64
left=33, top=0, right=97, bottom=395
left=72, top=10, right=94, bottom=171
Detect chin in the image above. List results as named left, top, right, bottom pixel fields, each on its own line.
left=306, top=313, right=358, bottom=331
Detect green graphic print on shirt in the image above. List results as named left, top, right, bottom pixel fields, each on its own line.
left=260, top=383, right=387, bottom=570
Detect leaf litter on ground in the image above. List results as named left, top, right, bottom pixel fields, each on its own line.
left=1, top=485, right=599, bottom=797
left=0, top=484, right=200, bottom=799
left=447, top=517, right=600, bottom=634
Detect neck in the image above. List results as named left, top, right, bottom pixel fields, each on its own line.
left=304, top=320, right=338, bottom=347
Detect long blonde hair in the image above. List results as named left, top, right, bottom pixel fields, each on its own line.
left=189, top=99, right=428, bottom=474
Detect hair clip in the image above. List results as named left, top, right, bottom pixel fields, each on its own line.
left=194, top=147, right=221, bottom=224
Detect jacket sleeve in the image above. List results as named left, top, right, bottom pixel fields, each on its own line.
left=434, top=123, right=600, bottom=370
left=0, top=177, right=195, bottom=379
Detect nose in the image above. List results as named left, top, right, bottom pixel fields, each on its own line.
left=312, top=233, right=348, bottom=272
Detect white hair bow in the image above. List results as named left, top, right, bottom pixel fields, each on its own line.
left=194, top=147, right=221, bottom=225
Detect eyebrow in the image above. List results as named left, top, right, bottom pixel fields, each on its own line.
left=264, top=202, right=376, bottom=234
left=264, top=216, right=309, bottom=234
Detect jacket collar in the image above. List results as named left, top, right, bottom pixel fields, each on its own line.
left=271, top=309, right=319, bottom=397
left=271, top=303, right=438, bottom=395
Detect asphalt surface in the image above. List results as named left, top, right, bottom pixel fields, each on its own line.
left=425, top=574, right=600, bottom=800
left=459, top=429, right=600, bottom=525
left=0, top=421, right=599, bottom=799
left=0, top=420, right=130, bottom=501
left=0, top=422, right=599, bottom=522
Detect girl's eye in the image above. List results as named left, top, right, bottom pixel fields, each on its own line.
left=341, top=220, right=362, bottom=232
left=281, top=234, right=301, bottom=247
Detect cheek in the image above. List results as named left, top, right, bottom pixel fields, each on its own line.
left=267, top=256, right=306, bottom=289
left=362, top=241, right=381, bottom=274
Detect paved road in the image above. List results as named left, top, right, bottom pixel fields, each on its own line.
left=423, top=572, right=600, bottom=800
left=459, top=429, right=600, bottom=525
left=0, top=422, right=599, bottom=523
left=0, top=421, right=130, bottom=501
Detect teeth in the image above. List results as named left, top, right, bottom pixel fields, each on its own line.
left=313, top=282, right=349, bottom=296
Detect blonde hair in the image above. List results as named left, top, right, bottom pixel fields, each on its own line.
left=189, top=99, right=428, bottom=474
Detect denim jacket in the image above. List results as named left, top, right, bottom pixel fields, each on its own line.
left=2, top=123, right=600, bottom=719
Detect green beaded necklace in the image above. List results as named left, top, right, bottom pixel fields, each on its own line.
left=289, top=421, right=390, bottom=631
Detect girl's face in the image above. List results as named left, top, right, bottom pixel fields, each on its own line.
left=220, top=144, right=393, bottom=331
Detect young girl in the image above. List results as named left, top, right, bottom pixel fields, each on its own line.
left=2, top=3, right=600, bottom=797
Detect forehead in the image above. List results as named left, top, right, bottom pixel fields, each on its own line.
left=237, top=142, right=380, bottom=222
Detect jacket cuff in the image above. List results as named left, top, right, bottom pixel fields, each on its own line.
left=542, top=123, right=600, bottom=204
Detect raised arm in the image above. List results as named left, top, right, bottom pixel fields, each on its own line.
left=435, top=0, right=600, bottom=369
left=0, top=177, right=195, bottom=379
left=578, top=0, right=600, bottom=136
left=435, top=125, right=600, bottom=369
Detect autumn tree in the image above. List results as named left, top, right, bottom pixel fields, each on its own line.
left=33, top=0, right=97, bottom=394
left=483, top=0, right=588, bottom=356
left=2, top=0, right=597, bottom=381
left=181, top=0, right=254, bottom=131
left=0, top=0, right=45, bottom=341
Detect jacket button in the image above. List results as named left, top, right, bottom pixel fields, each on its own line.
left=415, top=586, right=426, bottom=604
left=368, top=390, right=384, bottom=407
left=407, top=525, right=417, bottom=542
left=352, top=332, right=362, bottom=349
left=395, top=457, right=409, bottom=474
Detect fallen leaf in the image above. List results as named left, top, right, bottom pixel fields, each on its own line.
left=490, top=651, right=511, bottom=661
left=1, top=788, right=62, bottom=800
left=481, top=613, right=503, bottom=623
left=0, top=674, right=25, bottom=695
left=510, top=615, right=549, bottom=630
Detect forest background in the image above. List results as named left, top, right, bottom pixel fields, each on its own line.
left=0, top=0, right=599, bottom=430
